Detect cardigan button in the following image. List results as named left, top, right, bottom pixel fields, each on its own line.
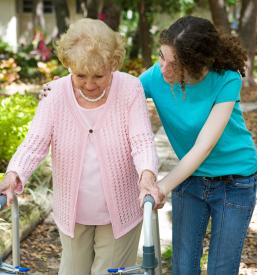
left=89, top=129, right=93, bottom=133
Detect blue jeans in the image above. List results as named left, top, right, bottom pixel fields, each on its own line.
left=171, top=173, right=257, bottom=275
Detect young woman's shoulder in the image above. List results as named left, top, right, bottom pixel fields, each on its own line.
left=139, top=63, right=162, bottom=80
left=213, top=70, right=242, bottom=83
left=212, top=70, right=243, bottom=103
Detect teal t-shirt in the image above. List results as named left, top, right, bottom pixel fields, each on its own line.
left=139, top=63, right=257, bottom=176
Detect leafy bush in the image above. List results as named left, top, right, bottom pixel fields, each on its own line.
left=0, top=94, right=38, bottom=171
left=122, top=55, right=159, bottom=76
left=14, top=46, right=41, bottom=82
left=122, top=58, right=146, bottom=77
left=0, top=58, right=21, bottom=86
left=14, top=41, right=68, bottom=83
left=0, top=39, right=20, bottom=87
left=37, top=59, right=68, bottom=82
left=0, top=39, right=13, bottom=59
left=162, top=244, right=208, bottom=270
left=0, top=39, right=68, bottom=85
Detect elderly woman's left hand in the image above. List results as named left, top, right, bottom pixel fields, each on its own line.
left=139, top=170, right=166, bottom=209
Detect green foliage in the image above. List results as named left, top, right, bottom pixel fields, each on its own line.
left=0, top=39, right=68, bottom=85
left=226, top=0, right=237, bottom=6
left=201, top=252, right=208, bottom=269
left=162, top=243, right=208, bottom=270
left=0, top=39, right=20, bottom=86
left=37, top=59, right=68, bottom=82
left=254, top=57, right=257, bottom=74
left=0, top=39, right=13, bottom=56
left=15, top=45, right=67, bottom=83
left=118, top=0, right=200, bottom=64
left=162, top=245, right=173, bottom=261
left=155, top=0, right=197, bottom=15
left=179, top=0, right=196, bottom=14
left=14, top=45, right=41, bottom=81
left=0, top=94, right=38, bottom=171
left=120, top=9, right=139, bottom=36
left=118, top=0, right=197, bottom=14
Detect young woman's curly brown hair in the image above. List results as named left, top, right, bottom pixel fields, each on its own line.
left=160, top=16, right=247, bottom=84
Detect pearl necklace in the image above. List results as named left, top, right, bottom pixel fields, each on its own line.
left=78, top=89, right=106, bottom=102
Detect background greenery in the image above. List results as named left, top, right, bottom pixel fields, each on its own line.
left=0, top=94, right=38, bottom=171
left=0, top=1, right=256, bottom=272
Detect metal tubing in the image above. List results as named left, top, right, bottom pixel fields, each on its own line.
left=143, top=201, right=153, bottom=247
left=11, top=194, right=20, bottom=267
left=152, top=211, right=162, bottom=275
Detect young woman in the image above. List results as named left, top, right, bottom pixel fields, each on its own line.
left=139, top=15, right=257, bottom=275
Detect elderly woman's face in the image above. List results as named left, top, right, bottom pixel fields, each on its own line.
left=72, top=67, right=112, bottom=97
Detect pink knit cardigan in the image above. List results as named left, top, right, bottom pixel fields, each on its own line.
left=7, top=72, right=158, bottom=238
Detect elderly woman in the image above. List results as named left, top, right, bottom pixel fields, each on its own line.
left=0, top=19, right=158, bottom=275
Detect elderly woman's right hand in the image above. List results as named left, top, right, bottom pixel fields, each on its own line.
left=139, top=170, right=166, bottom=209
left=0, top=172, right=18, bottom=206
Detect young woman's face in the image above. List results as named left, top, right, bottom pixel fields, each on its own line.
left=72, top=67, right=112, bottom=97
left=159, top=45, right=180, bottom=84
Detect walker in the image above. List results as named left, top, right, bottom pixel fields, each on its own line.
left=105, top=195, right=163, bottom=275
left=0, top=194, right=163, bottom=275
left=0, top=194, right=34, bottom=274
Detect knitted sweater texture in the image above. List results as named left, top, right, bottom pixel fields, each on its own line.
left=7, top=72, right=158, bottom=238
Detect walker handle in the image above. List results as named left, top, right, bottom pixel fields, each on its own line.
left=143, top=194, right=155, bottom=248
left=0, top=194, right=7, bottom=210
left=143, top=194, right=155, bottom=208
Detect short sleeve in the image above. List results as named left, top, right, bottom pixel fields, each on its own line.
left=139, top=66, right=154, bottom=99
left=215, top=71, right=242, bottom=104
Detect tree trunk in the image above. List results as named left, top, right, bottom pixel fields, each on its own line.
left=86, top=0, right=100, bottom=18
left=100, top=0, right=121, bottom=31
left=238, top=0, right=257, bottom=86
left=138, top=0, right=152, bottom=68
left=129, top=27, right=140, bottom=59
left=53, top=0, right=70, bottom=36
left=208, top=0, right=230, bottom=32
left=77, top=0, right=100, bottom=18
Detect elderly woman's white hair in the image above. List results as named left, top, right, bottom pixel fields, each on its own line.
left=56, top=18, right=126, bottom=74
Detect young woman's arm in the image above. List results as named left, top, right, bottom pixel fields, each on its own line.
left=159, top=101, right=235, bottom=195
